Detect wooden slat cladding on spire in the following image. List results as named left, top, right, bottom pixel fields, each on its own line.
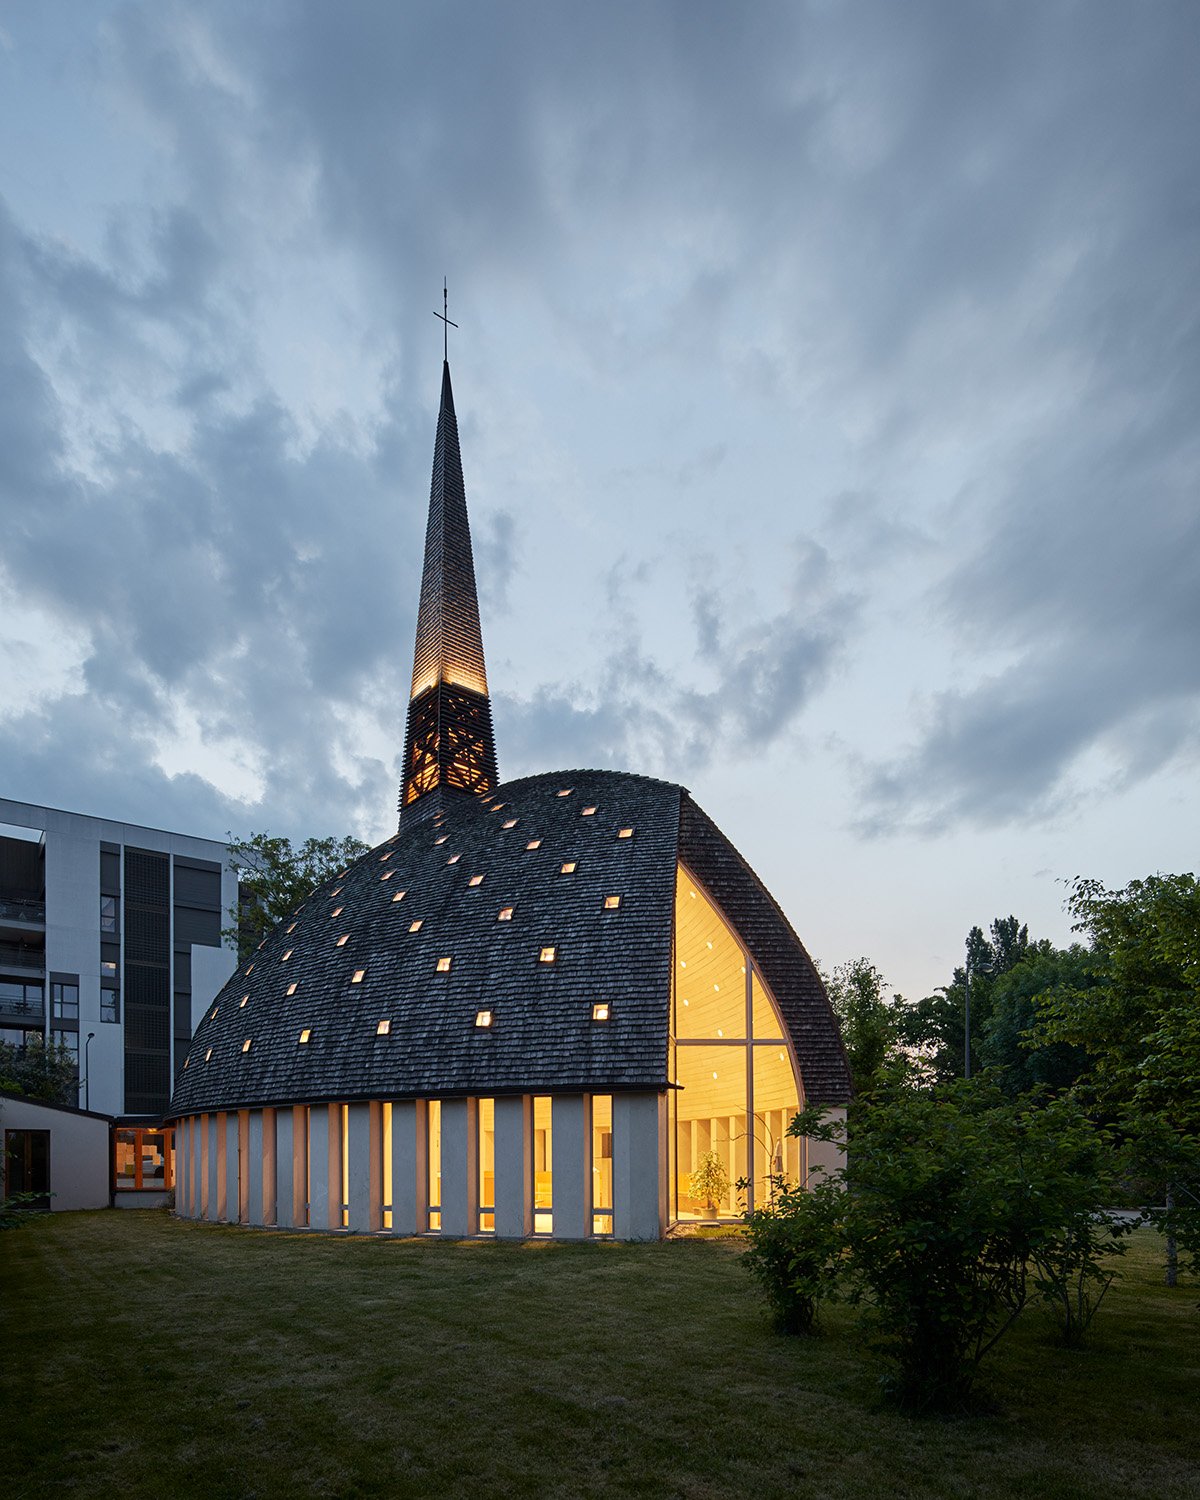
left=401, top=361, right=498, bottom=815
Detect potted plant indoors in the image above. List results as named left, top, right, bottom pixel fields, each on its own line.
left=690, top=1150, right=731, bottom=1218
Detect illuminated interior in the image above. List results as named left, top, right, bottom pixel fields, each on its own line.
left=671, top=864, right=803, bottom=1220
left=113, top=1127, right=173, bottom=1192
left=533, top=1096, right=552, bottom=1234
left=591, top=1095, right=613, bottom=1236
left=340, top=1103, right=349, bottom=1229
left=382, top=1102, right=393, bottom=1230
left=478, top=1098, right=495, bottom=1232
left=427, top=1099, right=442, bottom=1231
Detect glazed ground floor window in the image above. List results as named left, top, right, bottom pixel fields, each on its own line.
left=113, top=1127, right=174, bottom=1191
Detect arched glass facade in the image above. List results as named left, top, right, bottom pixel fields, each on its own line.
left=670, top=865, right=803, bottom=1221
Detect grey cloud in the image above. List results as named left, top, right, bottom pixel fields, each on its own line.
left=475, top=509, right=519, bottom=617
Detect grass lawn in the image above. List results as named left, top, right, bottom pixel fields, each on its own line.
left=2, top=1213, right=1197, bottom=1499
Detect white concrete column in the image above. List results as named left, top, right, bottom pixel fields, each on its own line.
left=210, top=1113, right=224, bottom=1220
left=199, top=1115, right=210, bottom=1217
left=308, top=1105, right=331, bottom=1230
left=494, top=1095, right=530, bottom=1239
left=248, top=1111, right=265, bottom=1225
left=805, top=1107, right=846, bottom=1187
left=261, top=1108, right=276, bottom=1226
left=346, top=1102, right=376, bottom=1233
left=389, top=1101, right=422, bottom=1235
left=439, top=1098, right=473, bottom=1237
left=176, top=1118, right=189, bottom=1215
left=614, top=1092, right=667, bottom=1241
left=552, top=1095, right=588, bottom=1240
left=274, top=1108, right=295, bottom=1227
left=225, top=1112, right=241, bottom=1224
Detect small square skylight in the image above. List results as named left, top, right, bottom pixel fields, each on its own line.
left=581, top=806, right=596, bottom=816
left=502, top=819, right=517, bottom=829
left=379, top=851, right=392, bottom=861
left=526, top=839, right=541, bottom=850
left=475, top=1010, right=493, bottom=1028
left=392, top=891, right=406, bottom=903
left=447, top=854, right=460, bottom=865
left=331, top=906, right=344, bottom=917
left=240, top=994, right=249, bottom=1007
left=497, top=906, right=514, bottom=922
left=331, top=887, right=343, bottom=897
left=539, top=946, right=557, bottom=964
left=468, top=874, right=484, bottom=887
left=210, top=1006, right=219, bottom=1020
left=381, top=871, right=395, bottom=881
left=336, top=934, right=349, bottom=947
left=281, top=949, right=293, bottom=961
left=618, top=828, right=633, bottom=839
left=286, top=982, right=298, bottom=996
left=560, top=862, right=577, bottom=874
left=592, top=1003, right=610, bottom=1022
left=242, top=1038, right=252, bottom=1053
left=376, top=1019, right=390, bottom=1036
left=298, top=1029, right=311, bottom=1045
left=205, top=1047, right=213, bottom=1062
left=436, top=956, right=452, bottom=973
left=557, top=788, right=572, bottom=797
left=409, top=919, right=423, bottom=932
left=351, top=969, right=366, bottom=984
left=603, top=895, right=621, bottom=910
left=286, top=922, right=297, bottom=934
left=435, top=835, right=448, bottom=845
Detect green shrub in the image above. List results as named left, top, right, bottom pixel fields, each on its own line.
left=740, top=1174, right=844, bottom=1335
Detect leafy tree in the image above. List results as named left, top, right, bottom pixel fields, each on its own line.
left=0, top=1034, right=78, bottom=1106
left=224, top=831, right=370, bottom=961
left=978, top=945, right=1099, bottom=1097
left=781, top=1083, right=1127, bottom=1411
left=741, top=1173, right=844, bottom=1335
left=821, top=957, right=902, bottom=1095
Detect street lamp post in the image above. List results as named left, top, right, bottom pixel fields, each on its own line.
left=84, top=1031, right=95, bottom=1111
left=963, top=956, right=993, bottom=1080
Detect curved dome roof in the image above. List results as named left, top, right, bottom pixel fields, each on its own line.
left=170, top=770, right=850, bottom=1116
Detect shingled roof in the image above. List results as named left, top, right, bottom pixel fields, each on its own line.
left=169, top=769, right=850, bottom=1117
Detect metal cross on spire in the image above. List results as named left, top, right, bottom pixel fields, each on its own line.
left=433, top=278, right=458, bottom=361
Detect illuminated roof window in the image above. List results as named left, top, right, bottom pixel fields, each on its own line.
left=526, top=840, right=541, bottom=851
left=381, top=871, right=395, bottom=881
left=539, top=946, right=557, bottom=964
left=286, top=983, right=298, bottom=996
left=205, top=1047, right=213, bottom=1062
left=379, top=852, right=392, bottom=862
left=502, top=819, right=517, bottom=829
left=331, top=887, right=343, bottom=898
left=281, top=949, right=293, bottom=962
left=331, top=906, right=344, bottom=918
left=603, top=895, right=621, bottom=910
left=336, top=934, right=349, bottom=947
left=391, top=891, right=407, bottom=903
left=475, top=1010, right=493, bottom=1028
left=497, top=906, right=514, bottom=922
left=376, top=1019, right=391, bottom=1036
left=436, top=956, right=453, bottom=973
left=239, top=995, right=249, bottom=1008
left=210, top=1006, right=219, bottom=1021
left=242, top=1038, right=252, bottom=1054
left=435, top=835, right=448, bottom=846
left=351, top=969, right=366, bottom=984
left=468, top=874, right=484, bottom=887
left=592, top=1003, right=610, bottom=1022
left=492, top=803, right=506, bottom=812
left=245, top=964, right=254, bottom=975
left=447, top=854, right=461, bottom=865
left=409, top=919, right=423, bottom=933
left=560, top=862, right=577, bottom=875
left=581, top=806, right=597, bottom=817
left=298, top=1029, right=311, bottom=1045
left=286, top=923, right=297, bottom=934
left=183, top=1056, right=189, bottom=1070
left=618, top=828, right=633, bottom=839
left=557, top=788, right=572, bottom=797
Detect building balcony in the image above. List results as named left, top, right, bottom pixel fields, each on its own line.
left=0, top=941, right=46, bottom=974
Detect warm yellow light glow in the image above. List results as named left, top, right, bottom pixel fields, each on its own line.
left=331, top=888, right=343, bottom=897
left=539, top=946, right=556, bottom=964
left=282, top=949, right=292, bottom=961
left=336, top=934, right=349, bottom=947
left=242, top=1038, right=252, bottom=1053
left=351, top=969, right=366, bottom=984
left=557, top=789, right=572, bottom=797
left=604, top=895, right=621, bottom=910
left=409, top=919, right=423, bottom=932
left=379, top=852, right=392, bottom=862
left=286, top=982, right=298, bottom=996
left=240, top=995, right=248, bottom=1007
left=298, top=1029, right=311, bottom=1044
left=497, top=907, right=514, bottom=921
left=618, top=828, right=633, bottom=839
left=246, top=964, right=254, bottom=974
left=475, top=1010, right=493, bottom=1027
left=332, top=906, right=344, bottom=918
left=436, top=956, right=452, bottom=973
left=582, top=806, right=596, bottom=816
left=183, top=1056, right=189, bottom=1069
left=377, top=1019, right=390, bottom=1035
left=211, top=1006, right=218, bottom=1020
left=205, top=1047, right=213, bottom=1061
left=592, top=1003, right=610, bottom=1021
left=381, top=871, right=394, bottom=881
left=560, top=861, right=577, bottom=874
left=526, top=839, right=541, bottom=850
left=502, top=819, right=517, bottom=829
left=287, top=923, right=297, bottom=933
left=534, top=1212, right=553, bottom=1233
left=392, top=890, right=406, bottom=902
left=468, top=874, right=484, bottom=887
left=447, top=854, right=460, bottom=865
left=435, top=835, right=448, bottom=845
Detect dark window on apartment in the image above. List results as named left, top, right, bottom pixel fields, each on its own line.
left=0, top=979, right=43, bottom=1021
left=100, top=895, right=118, bottom=934
left=51, top=981, right=79, bottom=1020
left=51, top=1029, right=79, bottom=1067
left=5, top=1129, right=50, bottom=1210
left=101, top=986, right=119, bottom=1024
left=124, top=849, right=170, bottom=1114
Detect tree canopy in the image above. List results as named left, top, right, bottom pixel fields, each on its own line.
left=224, top=831, right=370, bottom=960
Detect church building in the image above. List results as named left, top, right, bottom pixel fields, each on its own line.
left=168, top=350, right=850, bottom=1240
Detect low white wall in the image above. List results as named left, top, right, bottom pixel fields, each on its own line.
left=0, top=1095, right=110, bottom=1211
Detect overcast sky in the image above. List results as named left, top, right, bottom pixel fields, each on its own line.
left=1, top=1, right=1196, bottom=1000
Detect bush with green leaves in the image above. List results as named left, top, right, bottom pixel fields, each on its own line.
left=740, top=1173, right=844, bottom=1335
left=764, top=1085, right=1127, bottom=1411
